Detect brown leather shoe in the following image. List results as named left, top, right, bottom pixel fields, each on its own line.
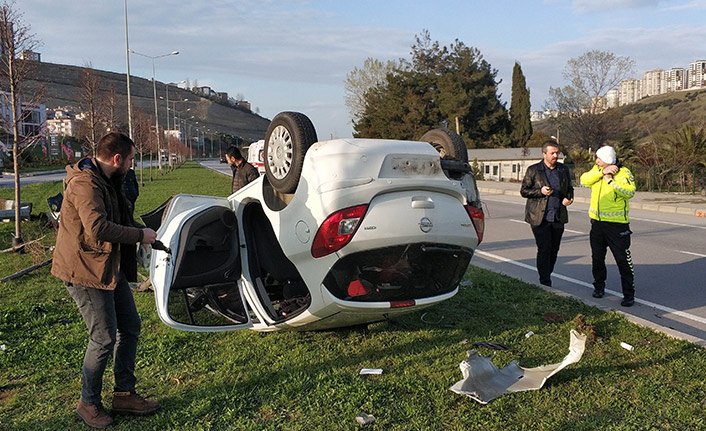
left=111, top=391, right=160, bottom=415
left=76, top=400, right=113, bottom=428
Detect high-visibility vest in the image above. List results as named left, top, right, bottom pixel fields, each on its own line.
left=580, top=164, right=636, bottom=223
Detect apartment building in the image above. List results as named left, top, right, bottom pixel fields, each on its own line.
left=0, top=91, right=46, bottom=139
left=688, top=60, right=706, bottom=89
left=664, top=68, right=687, bottom=92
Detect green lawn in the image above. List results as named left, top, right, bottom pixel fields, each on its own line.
left=1, top=163, right=705, bottom=430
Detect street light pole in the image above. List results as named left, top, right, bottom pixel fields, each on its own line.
left=124, top=0, right=133, bottom=142
left=129, top=49, right=178, bottom=174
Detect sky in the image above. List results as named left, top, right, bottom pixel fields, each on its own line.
left=18, top=0, right=706, bottom=140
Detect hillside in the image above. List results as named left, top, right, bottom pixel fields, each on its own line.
left=534, top=87, right=706, bottom=142
left=24, top=61, right=270, bottom=142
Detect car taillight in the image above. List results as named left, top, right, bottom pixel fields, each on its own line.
left=311, top=204, right=368, bottom=258
left=465, top=204, right=484, bottom=245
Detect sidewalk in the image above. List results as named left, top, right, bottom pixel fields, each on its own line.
left=1, top=169, right=65, bottom=177
left=477, top=180, right=706, bottom=218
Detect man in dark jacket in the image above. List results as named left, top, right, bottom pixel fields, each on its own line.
left=225, top=145, right=259, bottom=193
left=520, top=140, right=574, bottom=287
left=52, top=133, right=160, bottom=428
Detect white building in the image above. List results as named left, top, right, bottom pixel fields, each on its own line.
left=641, top=69, right=665, bottom=97
left=619, top=79, right=641, bottom=105
left=688, top=60, right=706, bottom=88
left=605, top=89, right=620, bottom=108
left=0, top=91, right=46, bottom=141
left=466, top=147, right=565, bottom=182
left=664, top=68, right=687, bottom=92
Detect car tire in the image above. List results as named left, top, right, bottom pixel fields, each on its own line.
left=419, top=128, right=467, bottom=162
left=264, top=112, right=318, bottom=194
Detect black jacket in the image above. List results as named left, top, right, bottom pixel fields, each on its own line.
left=520, top=161, right=574, bottom=226
left=230, top=161, right=259, bottom=193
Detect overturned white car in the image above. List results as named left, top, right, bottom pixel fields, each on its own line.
left=147, top=112, right=484, bottom=332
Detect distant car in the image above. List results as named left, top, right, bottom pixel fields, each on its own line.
left=147, top=111, right=483, bottom=333
left=219, top=155, right=227, bottom=163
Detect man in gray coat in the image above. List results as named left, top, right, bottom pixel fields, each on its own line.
left=520, top=140, right=574, bottom=287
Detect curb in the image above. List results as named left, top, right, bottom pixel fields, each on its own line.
left=1, top=170, right=65, bottom=178
left=478, top=187, right=706, bottom=218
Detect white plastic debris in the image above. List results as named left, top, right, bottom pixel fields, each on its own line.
left=450, top=330, right=587, bottom=404
left=524, top=331, right=534, bottom=338
left=359, top=368, right=383, bottom=375
left=620, top=342, right=634, bottom=351
left=355, top=413, right=376, bottom=425
left=0, top=344, right=5, bottom=351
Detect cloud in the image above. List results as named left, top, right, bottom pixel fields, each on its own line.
left=572, top=0, right=662, bottom=13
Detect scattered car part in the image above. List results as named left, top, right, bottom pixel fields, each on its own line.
left=451, top=330, right=587, bottom=404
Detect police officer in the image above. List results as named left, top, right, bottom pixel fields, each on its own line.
left=580, top=145, right=636, bottom=307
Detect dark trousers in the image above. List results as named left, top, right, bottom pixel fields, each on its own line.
left=66, top=275, right=141, bottom=404
left=531, top=220, right=565, bottom=285
left=589, top=220, right=635, bottom=299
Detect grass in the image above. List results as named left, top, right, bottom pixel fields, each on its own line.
left=2, top=163, right=706, bottom=430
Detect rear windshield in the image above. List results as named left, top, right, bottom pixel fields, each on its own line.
left=323, top=243, right=473, bottom=302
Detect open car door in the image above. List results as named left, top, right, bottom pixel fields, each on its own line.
left=150, top=194, right=253, bottom=332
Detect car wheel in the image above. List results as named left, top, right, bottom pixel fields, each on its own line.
left=264, top=112, right=318, bottom=194
left=419, top=128, right=467, bottom=162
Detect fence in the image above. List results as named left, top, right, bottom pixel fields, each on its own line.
left=569, top=164, right=706, bottom=195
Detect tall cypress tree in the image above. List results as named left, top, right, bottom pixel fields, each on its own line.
left=509, top=62, right=532, bottom=148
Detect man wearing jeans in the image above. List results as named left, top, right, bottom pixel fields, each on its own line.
left=520, top=140, right=574, bottom=287
left=51, top=133, right=160, bottom=428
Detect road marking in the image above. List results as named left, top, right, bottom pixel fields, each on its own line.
left=630, top=216, right=706, bottom=230
left=508, top=218, right=584, bottom=234
left=475, top=249, right=706, bottom=326
left=679, top=250, right=706, bottom=258
left=484, top=196, right=706, bottom=230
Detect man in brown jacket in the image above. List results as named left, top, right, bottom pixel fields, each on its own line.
left=52, top=133, right=159, bottom=428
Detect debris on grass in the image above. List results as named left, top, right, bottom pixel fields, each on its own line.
left=542, top=312, right=564, bottom=323
left=420, top=311, right=444, bottom=324
left=451, top=330, right=587, bottom=404
left=525, top=331, right=534, bottom=338
left=355, top=413, right=376, bottom=425
left=620, top=342, right=634, bottom=351
left=574, top=314, right=597, bottom=342
left=471, top=341, right=513, bottom=351
left=359, top=368, right=383, bottom=375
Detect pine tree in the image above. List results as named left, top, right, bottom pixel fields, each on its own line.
left=509, top=62, right=532, bottom=148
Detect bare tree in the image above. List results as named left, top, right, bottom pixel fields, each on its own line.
left=132, top=107, right=152, bottom=185
left=0, top=1, right=43, bottom=250
left=103, top=85, right=118, bottom=133
left=545, top=50, right=634, bottom=150
left=344, top=57, right=398, bottom=124
left=79, top=63, right=106, bottom=156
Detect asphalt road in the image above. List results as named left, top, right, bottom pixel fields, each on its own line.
left=474, top=194, right=706, bottom=345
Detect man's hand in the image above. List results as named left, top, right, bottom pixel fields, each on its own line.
left=141, top=228, right=157, bottom=244
left=541, top=186, right=553, bottom=196
left=562, top=198, right=574, bottom=206
left=603, top=164, right=619, bottom=175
